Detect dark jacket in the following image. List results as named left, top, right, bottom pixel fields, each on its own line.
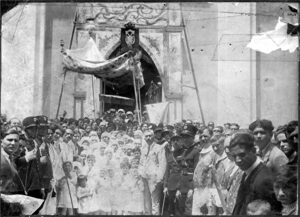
left=232, top=162, right=282, bottom=215
left=163, top=145, right=185, bottom=191
left=176, top=144, right=200, bottom=193
left=14, top=139, right=53, bottom=193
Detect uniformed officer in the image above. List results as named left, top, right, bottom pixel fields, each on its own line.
left=163, top=133, right=184, bottom=216
left=15, top=116, right=53, bottom=204
left=174, top=124, right=199, bottom=215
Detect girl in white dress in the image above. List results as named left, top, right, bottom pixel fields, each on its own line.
left=56, top=161, right=78, bottom=215
left=128, top=168, right=145, bottom=215
left=76, top=175, right=94, bottom=214
left=93, top=168, right=112, bottom=215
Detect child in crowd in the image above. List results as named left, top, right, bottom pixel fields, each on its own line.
left=94, top=168, right=112, bottom=215
left=56, top=161, right=78, bottom=215
left=246, top=200, right=271, bottom=215
left=128, top=168, right=145, bottom=215
left=113, top=161, right=132, bottom=214
left=76, top=175, right=94, bottom=214
left=82, top=154, right=97, bottom=188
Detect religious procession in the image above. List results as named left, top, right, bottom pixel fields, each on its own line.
left=1, top=2, right=299, bottom=216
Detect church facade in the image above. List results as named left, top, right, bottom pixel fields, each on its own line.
left=2, top=2, right=298, bottom=127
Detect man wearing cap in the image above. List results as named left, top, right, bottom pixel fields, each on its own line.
left=125, top=111, right=134, bottom=122
left=163, top=132, right=184, bottom=216
left=174, top=124, right=199, bottom=215
left=15, top=116, right=53, bottom=201
left=249, top=119, right=288, bottom=176
left=139, top=129, right=167, bottom=215
left=228, top=130, right=282, bottom=215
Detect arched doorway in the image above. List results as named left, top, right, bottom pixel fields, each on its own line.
left=102, top=46, right=162, bottom=112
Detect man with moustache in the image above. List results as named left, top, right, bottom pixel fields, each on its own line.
left=249, top=119, right=288, bottom=176
left=139, top=129, right=167, bottom=215
left=229, top=130, right=282, bottom=215
left=60, top=128, right=76, bottom=162
left=192, top=128, right=217, bottom=215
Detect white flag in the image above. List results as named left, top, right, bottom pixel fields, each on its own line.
left=145, top=102, right=170, bottom=124
left=247, top=17, right=298, bottom=54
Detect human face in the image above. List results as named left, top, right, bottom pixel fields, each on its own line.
left=154, top=131, right=163, bottom=140
left=278, top=133, right=293, bottom=156
left=2, top=134, right=20, bottom=155
left=273, top=182, right=297, bottom=205
left=10, top=119, right=20, bottom=127
left=141, top=124, right=148, bottom=132
left=144, top=131, right=154, bottom=145
left=102, top=136, right=110, bottom=144
left=229, top=145, right=256, bottom=171
left=179, top=135, right=194, bottom=148
left=253, top=127, right=272, bottom=150
left=106, top=152, right=113, bottom=160
left=63, top=162, right=73, bottom=174
left=200, top=134, right=209, bottom=144
left=79, top=179, right=87, bottom=187
left=46, top=129, right=54, bottom=143
left=53, top=129, right=62, bottom=141
left=230, top=125, right=239, bottom=133
left=73, top=133, right=81, bottom=143
left=213, top=127, right=222, bottom=136
left=212, top=140, right=224, bottom=155
left=86, top=125, right=91, bottom=133
left=62, top=123, right=68, bottom=130
left=64, top=129, right=74, bottom=142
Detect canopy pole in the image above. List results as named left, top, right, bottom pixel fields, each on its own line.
left=91, top=75, right=96, bottom=119
left=181, top=4, right=206, bottom=125
left=137, top=80, right=142, bottom=122
left=56, top=10, right=78, bottom=119
left=132, top=72, right=141, bottom=124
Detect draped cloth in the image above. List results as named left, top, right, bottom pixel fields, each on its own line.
left=62, top=37, right=144, bottom=87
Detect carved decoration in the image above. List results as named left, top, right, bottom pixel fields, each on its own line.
left=77, top=3, right=168, bottom=26
left=141, top=35, right=160, bottom=55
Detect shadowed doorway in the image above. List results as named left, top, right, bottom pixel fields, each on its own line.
left=102, top=46, right=162, bottom=112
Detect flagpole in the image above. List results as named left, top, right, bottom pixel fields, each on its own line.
left=180, top=3, right=206, bottom=125
left=56, top=10, right=78, bottom=119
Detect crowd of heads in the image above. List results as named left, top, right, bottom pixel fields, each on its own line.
left=0, top=110, right=298, bottom=215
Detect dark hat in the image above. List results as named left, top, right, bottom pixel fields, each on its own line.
left=249, top=119, right=274, bottom=133
left=180, top=124, right=197, bottom=137
left=162, top=125, right=174, bottom=135
left=208, top=121, right=214, bottom=126
left=154, top=123, right=164, bottom=133
left=170, top=133, right=181, bottom=141
left=22, top=115, right=48, bottom=129
left=109, top=108, right=116, bottom=113
left=229, top=130, right=255, bottom=149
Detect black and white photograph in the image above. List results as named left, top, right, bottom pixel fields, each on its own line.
left=1, top=1, right=298, bottom=216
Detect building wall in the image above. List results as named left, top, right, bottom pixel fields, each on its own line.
left=2, top=2, right=298, bottom=126
left=2, top=4, right=39, bottom=119
left=256, top=2, right=298, bottom=126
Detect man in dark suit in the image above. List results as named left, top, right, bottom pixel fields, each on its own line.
left=228, top=130, right=282, bottom=215
left=163, top=133, right=184, bottom=216
left=15, top=116, right=53, bottom=201
left=175, top=124, right=199, bottom=215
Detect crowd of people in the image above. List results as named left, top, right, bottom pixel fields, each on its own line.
left=0, top=108, right=298, bottom=216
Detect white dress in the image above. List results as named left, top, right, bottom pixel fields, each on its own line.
left=76, top=185, right=94, bottom=214
left=56, top=176, right=78, bottom=209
